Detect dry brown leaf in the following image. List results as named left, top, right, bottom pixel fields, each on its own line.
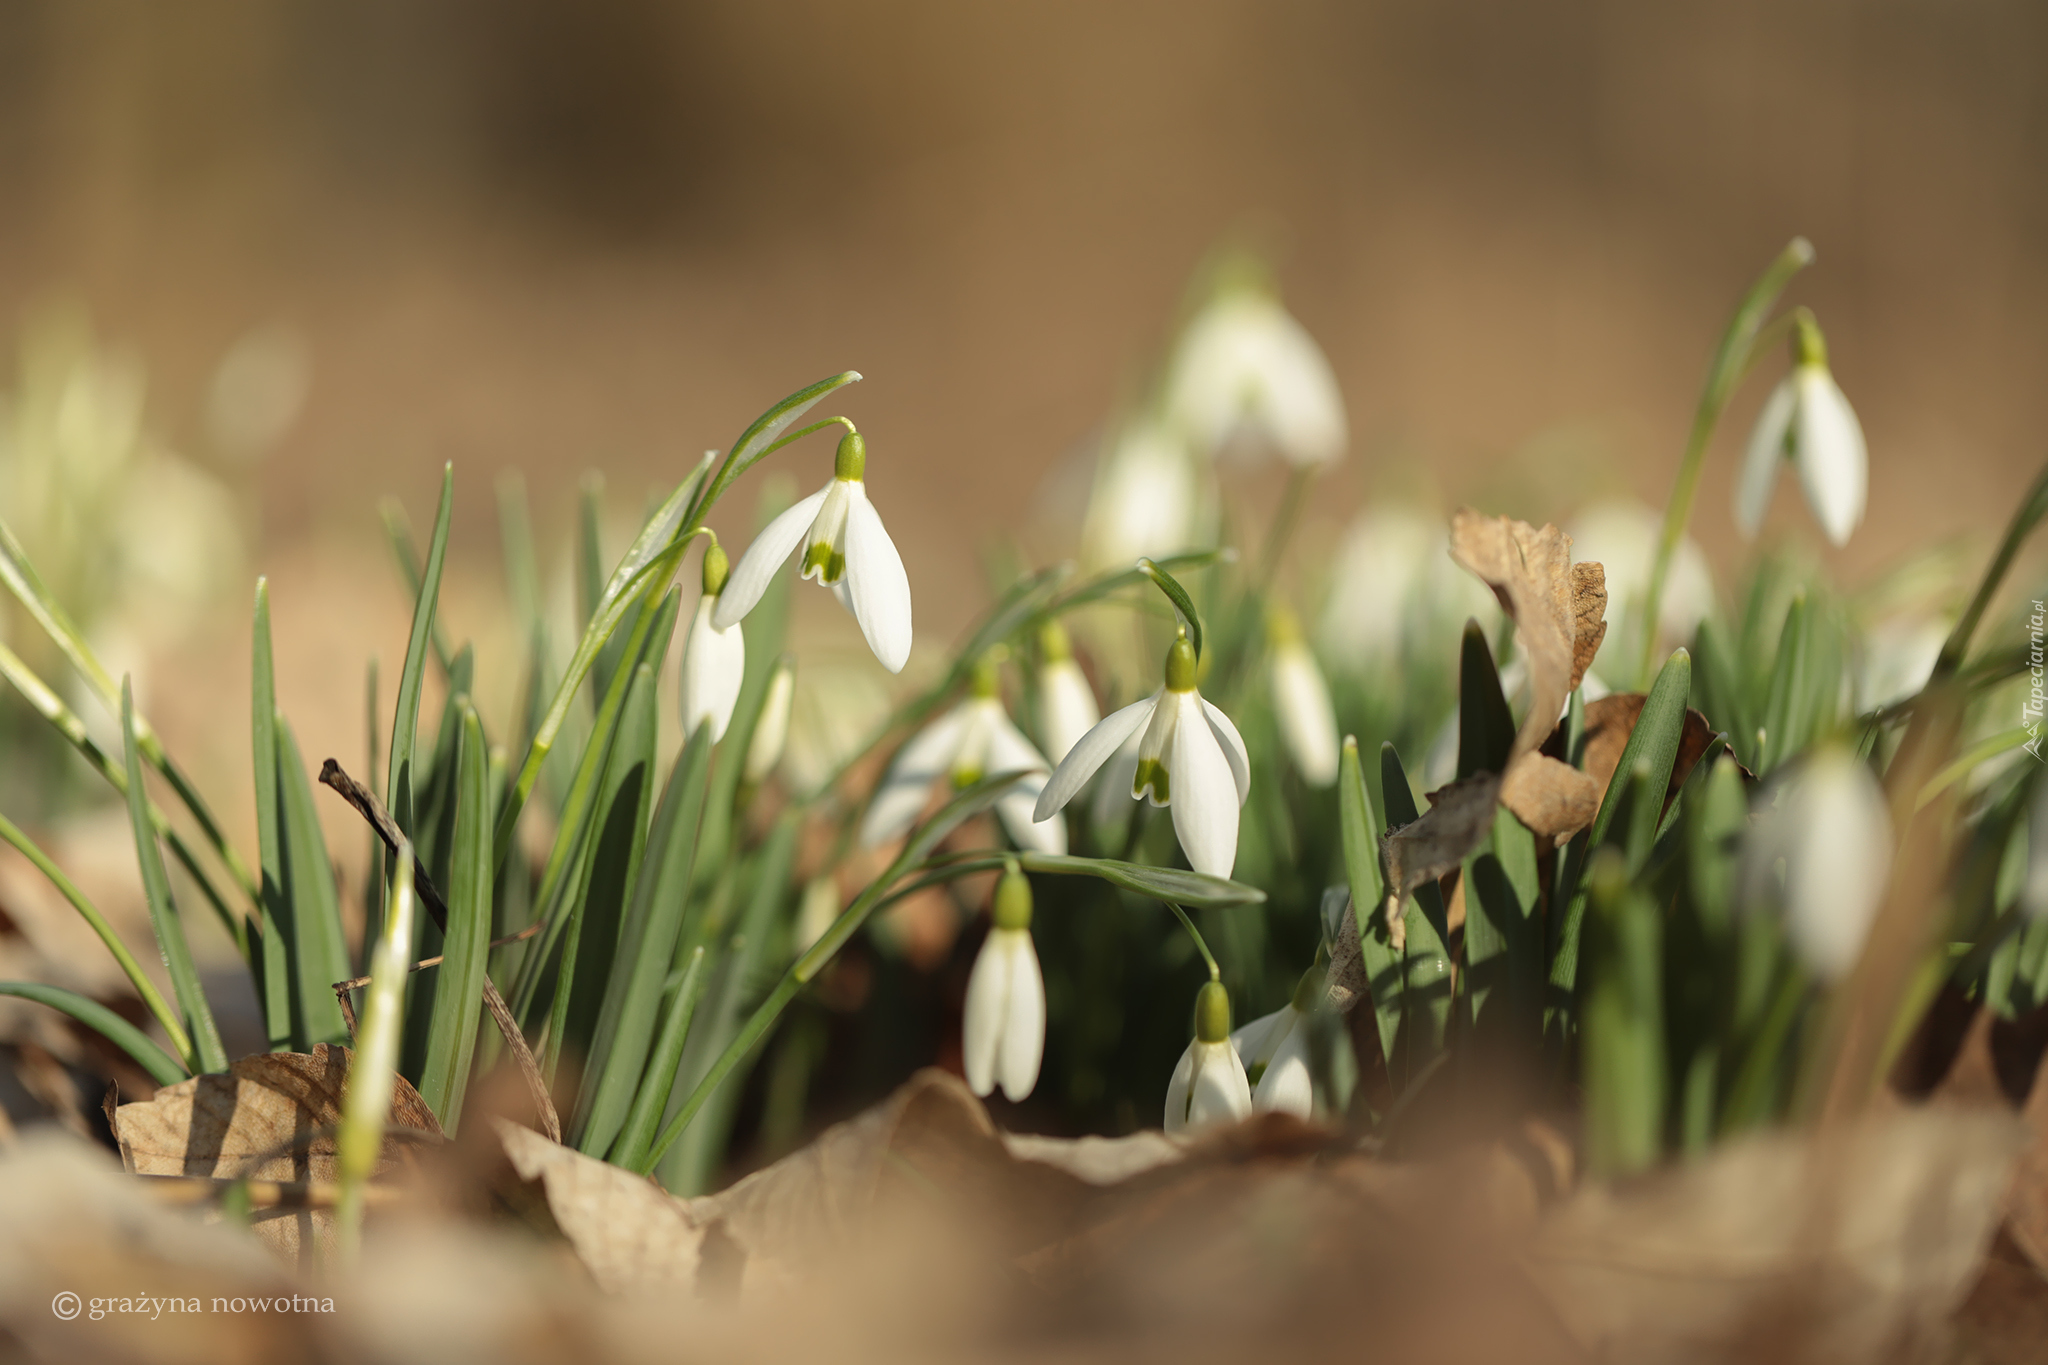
left=1001, top=1130, right=1186, bottom=1185
left=1381, top=772, right=1502, bottom=947
left=1529, top=1105, right=2020, bottom=1364
left=1577, top=692, right=1723, bottom=815
left=496, top=1120, right=705, bottom=1294
left=1500, top=751, right=1601, bottom=842
left=1449, top=509, right=1606, bottom=760
left=114, top=1044, right=441, bottom=1269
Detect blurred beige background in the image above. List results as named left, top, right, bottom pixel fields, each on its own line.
left=1, top=1, right=2044, bottom=727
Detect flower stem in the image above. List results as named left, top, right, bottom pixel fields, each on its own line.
left=1167, top=901, right=1221, bottom=981
left=1638, top=238, right=1813, bottom=686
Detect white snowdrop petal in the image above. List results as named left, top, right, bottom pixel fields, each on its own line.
left=1035, top=694, right=1156, bottom=821
left=1163, top=1040, right=1196, bottom=1134
left=1794, top=369, right=1868, bottom=548
left=987, top=717, right=1066, bottom=854
left=1090, top=729, right=1145, bottom=830
left=680, top=597, right=748, bottom=744
left=997, top=932, right=1046, bottom=1102
left=1229, top=1006, right=1290, bottom=1071
left=1270, top=648, right=1338, bottom=788
left=1037, top=660, right=1101, bottom=765
left=1171, top=693, right=1242, bottom=878
left=961, top=931, right=1009, bottom=1097
left=1735, top=377, right=1797, bottom=539
left=842, top=486, right=913, bottom=673
left=1784, top=752, right=1892, bottom=982
left=714, top=487, right=829, bottom=630
left=1200, top=697, right=1253, bottom=806
left=1185, top=1040, right=1253, bottom=1129
left=1252, top=1016, right=1315, bottom=1117
left=859, top=706, right=969, bottom=848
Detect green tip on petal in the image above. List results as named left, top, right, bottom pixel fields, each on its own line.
left=1195, top=979, right=1232, bottom=1043
left=835, top=429, right=867, bottom=481
left=993, top=866, right=1032, bottom=931
left=1164, top=635, right=1198, bottom=692
left=702, top=540, right=731, bottom=596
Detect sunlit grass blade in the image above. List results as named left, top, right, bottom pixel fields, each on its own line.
left=575, top=720, right=715, bottom=1157
left=658, top=808, right=799, bottom=1192
left=550, top=656, right=662, bottom=1078
left=1581, top=845, right=1667, bottom=1177
left=0, top=813, right=193, bottom=1069
left=1381, top=741, right=1452, bottom=1068
left=1136, top=557, right=1206, bottom=659
left=0, top=516, right=262, bottom=910
left=385, top=462, right=454, bottom=842
left=122, top=678, right=226, bottom=1073
left=379, top=497, right=455, bottom=678
left=1464, top=804, right=1541, bottom=1034
left=251, top=579, right=294, bottom=1049
left=0, top=982, right=187, bottom=1086
left=639, top=767, right=1032, bottom=1173
left=1339, top=737, right=1402, bottom=1077
left=908, top=850, right=1268, bottom=910
left=276, top=718, right=352, bottom=1046
left=608, top=946, right=707, bottom=1171
left=0, top=639, right=251, bottom=961
left=417, top=702, right=492, bottom=1134
left=336, top=837, right=416, bottom=1260
left=360, top=657, right=382, bottom=971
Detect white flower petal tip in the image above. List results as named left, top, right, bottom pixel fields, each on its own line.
left=680, top=597, right=747, bottom=744
left=1036, top=659, right=1101, bottom=766
left=1035, top=694, right=1153, bottom=821
left=1267, top=643, right=1336, bottom=788
left=868, top=697, right=1058, bottom=857
left=1167, top=290, right=1348, bottom=469
left=844, top=486, right=912, bottom=672
left=714, top=487, right=829, bottom=630
left=963, top=928, right=1045, bottom=1101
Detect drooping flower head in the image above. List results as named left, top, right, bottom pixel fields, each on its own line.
left=1165, top=286, right=1347, bottom=470
left=1230, top=964, right=1322, bottom=1117
left=1164, top=979, right=1252, bottom=1133
left=1736, top=312, right=1867, bottom=548
left=1035, top=628, right=1249, bottom=878
left=963, top=863, right=1046, bottom=1102
left=715, top=429, right=913, bottom=672
left=742, top=655, right=796, bottom=784
left=1742, top=746, right=1893, bottom=982
left=1266, top=605, right=1338, bottom=788
left=862, top=652, right=1065, bottom=856
left=679, top=538, right=746, bottom=743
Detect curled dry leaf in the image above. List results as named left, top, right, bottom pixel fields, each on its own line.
left=1529, top=1105, right=2020, bottom=1365
left=1381, top=772, right=1501, bottom=946
left=496, top=1119, right=705, bottom=1294
left=1448, top=509, right=1607, bottom=760
left=113, top=1044, right=442, bottom=1268
left=1500, top=751, right=1601, bottom=843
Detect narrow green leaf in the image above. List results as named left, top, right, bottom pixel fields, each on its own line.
left=1456, top=620, right=1515, bottom=781
left=1464, top=804, right=1540, bottom=1034
left=1340, top=737, right=1402, bottom=1073
left=386, top=463, right=454, bottom=844
left=417, top=703, right=493, bottom=1134
left=0, top=982, right=186, bottom=1086
left=552, top=658, right=663, bottom=1076
left=276, top=719, right=353, bottom=1047
left=609, top=946, right=708, bottom=1170
left=122, top=679, right=226, bottom=1074
left=1381, top=742, right=1452, bottom=1065
left=251, top=579, right=294, bottom=1050
left=885, top=851, right=1267, bottom=914
left=687, top=371, right=863, bottom=528
left=0, top=814, right=192, bottom=1069
left=361, top=656, right=382, bottom=970
left=1137, top=557, right=1205, bottom=659
left=575, top=720, right=716, bottom=1157
left=379, top=498, right=456, bottom=678
left=1581, top=846, right=1667, bottom=1177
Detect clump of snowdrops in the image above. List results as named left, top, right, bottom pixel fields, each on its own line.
left=2, top=236, right=2045, bottom=1261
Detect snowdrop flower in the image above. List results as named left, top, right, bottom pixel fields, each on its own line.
left=1231, top=965, right=1322, bottom=1117
left=679, top=540, right=746, bottom=742
left=1034, top=620, right=1100, bottom=765
left=1079, top=418, right=1200, bottom=573
left=962, top=864, right=1046, bottom=1101
left=1319, top=505, right=1498, bottom=674
left=1034, top=631, right=1250, bottom=878
left=743, top=655, right=795, bottom=783
left=715, top=429, right=912, bottom=672
left=1267, top=606, right=1338, bottom=788
left=1165, top=288, right=1347, bottom=469
left=861, top=654, right=1066, bottom=856
left=1164, top=979, right=1253, bottom=1133
left=1742, top=747, right=1893, bottom=982
left=1736, top=313, right=1867, bottom=547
